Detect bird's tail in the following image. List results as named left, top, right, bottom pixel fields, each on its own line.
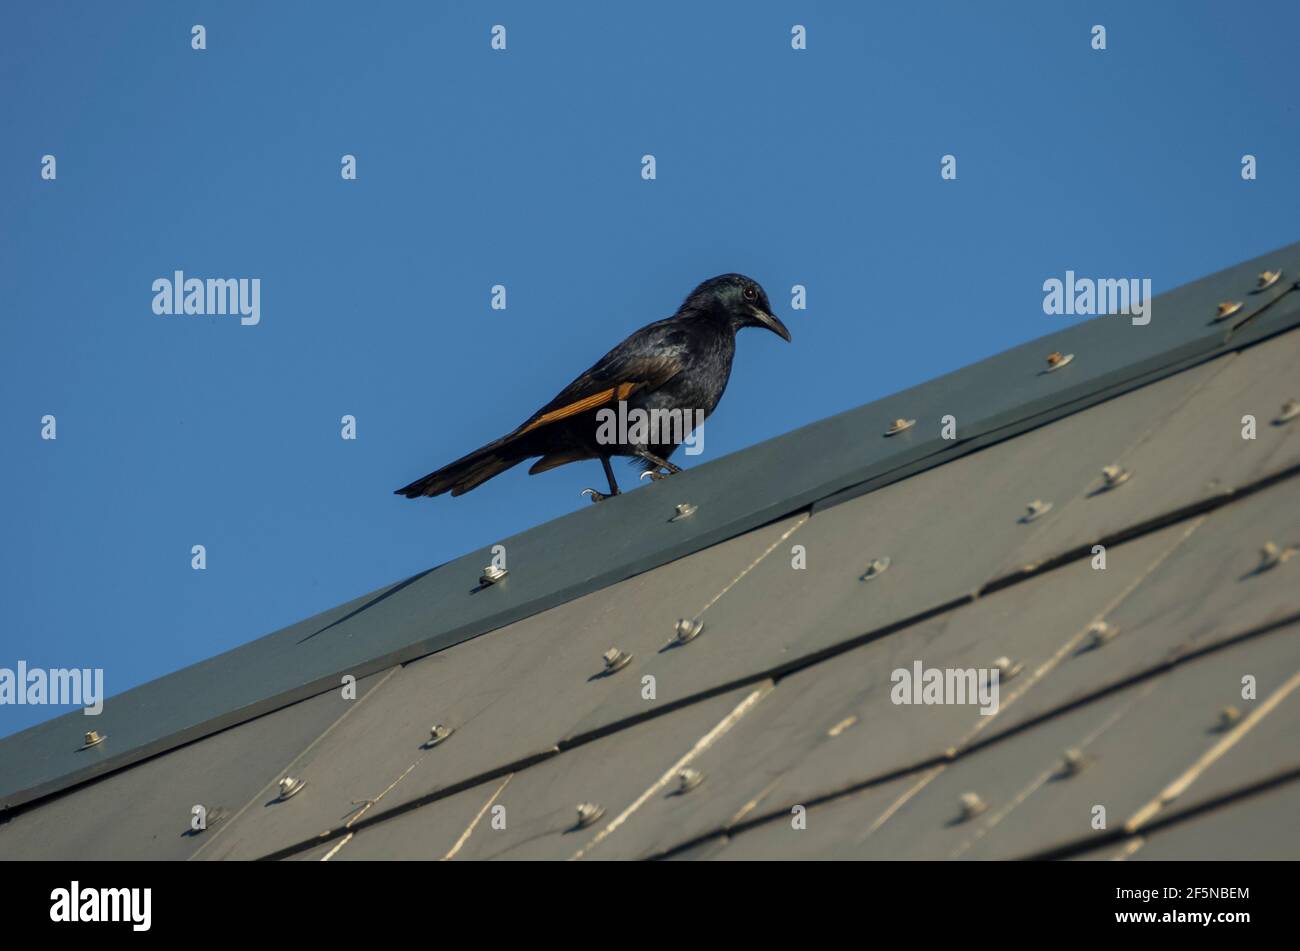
left=394, top=435, right=527, bottom=498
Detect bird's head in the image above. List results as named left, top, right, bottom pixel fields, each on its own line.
left=681, top=273, right=792, bottom=342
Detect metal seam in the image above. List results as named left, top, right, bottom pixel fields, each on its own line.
left=443, top=774, right=513, bottom=861
left=1123, top=666, right=1300, bottom=833
left=189, top=665, right=402, bottom=860
left=569, top=683, right=773, bottom=860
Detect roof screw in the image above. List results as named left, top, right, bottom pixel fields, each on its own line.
left=1256, top=269, right=1282, bottom=291
left=423, top=724, right=454, bottom=749
left=884, top=418, right=915, bottom=437
left=1275, top=399, right=1300, bottom=424
left=991, top=656, right=1023, bottom=681
left=575, top=802, right=605, bottom=829
left=670, top=503, right=697, bottom=522
left=1044, top=351, right=1074, bottom=372
left=1060, top=748, right=1089, bottom=777
left=676, top=768, right=705, bottom=794
left=277, top=776, right=306, bottom=801
left=1257, top=541, right=1295, bottom=572
left=1099, top=464, right=1132, bottom=491
left=1214, top=300, right=1243, bottom=321
left=602, top=647, right=632, bottom=674
left=479, top=564, right=507, bottom=586
left=1084, top=620, right=1118, bottom=649
left=957, top=792, right=987, bottom=822
left=80, top=730, right=106, bottom=750
left=1216, top=706, right=1243, bottom=731
left=671, top=617, right=704, bottom=646
left=860, top=556, right=891, bottom=581
left=1020, top=499, right=1053, bottom=523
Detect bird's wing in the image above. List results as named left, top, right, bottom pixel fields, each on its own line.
left=394, top=322, right=688, bottom=498
left=512, top=322, right=688, bottom=437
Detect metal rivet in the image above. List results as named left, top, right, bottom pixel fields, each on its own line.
left=670, top=617, right=703, bottom=646
left=1099, top=464, right=1132, bottom=491
left=423, top=724, right=454, bottom=749
left=1256, top=269, right=1282, bottom=291
left=575, top=802, right=605, bottom=829
left=1044, top=351, right=1074, bottom=372
left=1021, top=499, right=1053, bottom=523
left=958, top=792, right=987, bottom=822
left=991, top=656, right=1023, bottom=681
left=602, top=647, right=632, bottom=673
left=80, top=730, right=105, bottom=750
left=1084, top=620, right=1118, bottom=649
left=1214, top=300, right=1243, bottom=321
left=479, top=564, right=507, bottom=585
left=676, top=768, right=704, bottom=794
left=1257, top=541, right=1295, bottom=572
left=277, top=776, right=306, bottom=801
left=1060, top=748, right=1089, bottom=777
left=1275, top=399, right=1300, bottom=424
left=1217, top=706, right=1243, bottom=731
left=670, top=503, right=697, bottom=522
left=860, top=557, right=891, bottom=581
left=884, top=418, right=915, bottom=437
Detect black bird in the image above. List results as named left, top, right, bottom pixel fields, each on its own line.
left=395, top=274, right=791, bottom=501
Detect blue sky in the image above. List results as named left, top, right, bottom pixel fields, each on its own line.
left=2, top=1, right=1298, bottom=737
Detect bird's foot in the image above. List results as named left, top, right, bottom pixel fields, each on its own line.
left=639, top=469, right=671, bottom=482
left=581, top=487, right=619, bottom=503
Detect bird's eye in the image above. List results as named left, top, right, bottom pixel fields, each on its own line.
left=743, top=287, right=757, bottom=301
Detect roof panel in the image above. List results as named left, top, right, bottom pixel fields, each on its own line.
left=190, top=518, right=800, bottom=859
left=0, top=671, right=389, bottom=860
left=321, top=684, right=768, bottom=861
left=1002, top=325, right=1300, bottom=573
left=299, top=782, right=502, bottom=863
left=686, top=775, right=921, bottom=861
left=696, top=622, right=1299, bottom=860
left=990, top=474, right=1300, bottom=737
left=564, top=366, right=1222, bottom=737
left=955, top=624, right=1300, bottom=859
left=1111, top=781, right=1300, bottom=861
left=572, top=526, right=1190, bottom=859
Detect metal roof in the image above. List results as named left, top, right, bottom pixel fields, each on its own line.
left=2, top=242, right=1299, bottom=859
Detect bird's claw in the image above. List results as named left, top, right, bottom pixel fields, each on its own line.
left=639, top=469, right=671, bottom=482
left=582, top=487, right=610, bottom=503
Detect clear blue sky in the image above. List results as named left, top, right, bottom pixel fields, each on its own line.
left=2, top=1, right=1297, bottom=737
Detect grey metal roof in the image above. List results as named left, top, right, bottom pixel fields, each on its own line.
left=2, top=243, right=1299, bottom=859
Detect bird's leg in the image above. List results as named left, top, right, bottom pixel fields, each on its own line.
left=582, top=457, right=622, bottom=503
left=633, top=448, right=682, bottom=478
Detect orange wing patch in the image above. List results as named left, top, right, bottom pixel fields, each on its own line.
left=515, top=382, right=639, bottom=436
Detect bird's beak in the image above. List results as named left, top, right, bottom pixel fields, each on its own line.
left=749, top=304, right=792, bottom=342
